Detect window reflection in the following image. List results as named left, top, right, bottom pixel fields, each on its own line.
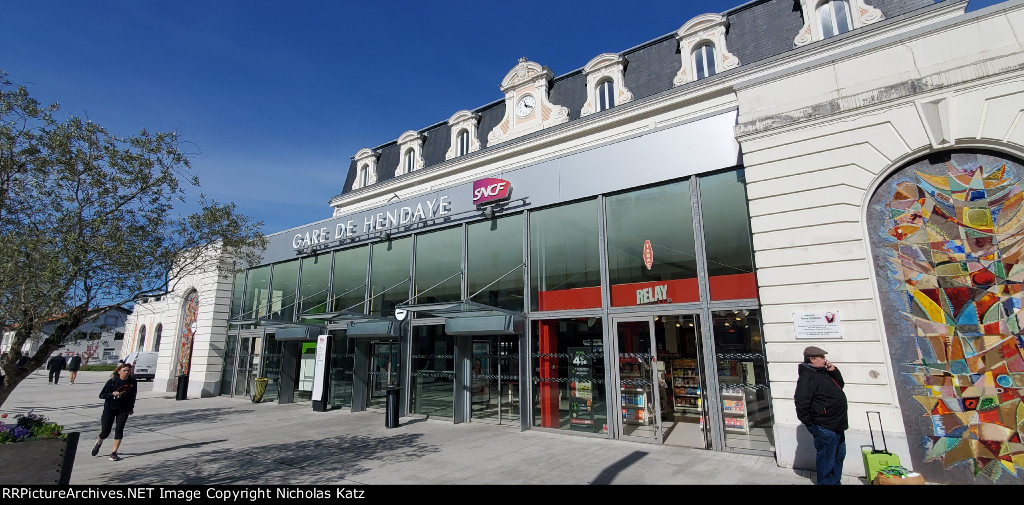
left=369, top=238, right=412, bottom=317
left=468, top=214, right=524, bottom=311
left=269, top=260, right=299, bottom=321
left=699, top=169, right=757, bottom=301
left=331, top=246, right=369, bottom=314
left=414, top=227, right=463, bottom=304
left=532, top=318, right=607, bottom=433
left=530, top=200, right=602, bottom=311
left=711, top=309, right=774, bottom=451
left=606, top=181, right=698, bottom=306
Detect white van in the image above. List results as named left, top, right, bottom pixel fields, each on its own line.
left=121, top=351, right=159, bottom=381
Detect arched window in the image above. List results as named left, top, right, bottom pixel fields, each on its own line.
left=177, top=290, right=199, bottom=376
left=597, top=79, right=615, bottom=112
left=457, top=130, right=470, bottom=156
left=693, top=44, right=717, bottom=80
left=818, top=0, right=852, bottom=39
left=359, top=164, right=371, bottom=188
left=404, top=148, right=414, bottom=173
left=137, top=326, right=146, bottom=351
left=153, top=323, right=163, bottom=352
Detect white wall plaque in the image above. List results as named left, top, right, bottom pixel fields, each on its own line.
left=793, top=311, right=841, bottom=339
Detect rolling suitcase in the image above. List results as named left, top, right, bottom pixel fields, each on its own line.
left=862, top=411, right=902, bottom=483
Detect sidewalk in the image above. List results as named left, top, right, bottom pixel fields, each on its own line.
left=2, top=370, right=863, bottom=485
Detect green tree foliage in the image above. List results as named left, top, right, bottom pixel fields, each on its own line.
left=0, top=72, right=267, bottom=407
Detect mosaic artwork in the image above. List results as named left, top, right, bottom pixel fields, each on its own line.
left=878, top=151, right=1024, bottom=483
left=177, top=290, right=199, bottom=376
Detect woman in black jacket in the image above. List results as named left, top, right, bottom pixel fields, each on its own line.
left=90, top=363, right=138, bottom=461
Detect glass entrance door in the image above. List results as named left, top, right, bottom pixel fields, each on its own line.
left=615, top=318, right=661, bottom=441
left=367, top=338, right=399, bottom=410
left=470, top=335, right=520, bottom=425
left=659, top=314, right=709, bottom=449
left=233, top=334, right=255, bottom=397
left=614, top=313, right=708, bottom=448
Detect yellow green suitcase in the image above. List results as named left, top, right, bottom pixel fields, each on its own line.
left=862, top=411, right=901, bottom=483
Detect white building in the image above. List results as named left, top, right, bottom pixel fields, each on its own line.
left=1, top=306, right=129, bottom=365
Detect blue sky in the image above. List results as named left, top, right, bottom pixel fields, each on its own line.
left=1, top=0, right=1008, bottom=235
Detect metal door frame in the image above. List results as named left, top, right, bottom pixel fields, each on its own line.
left=609, top=310, right=706, bottom=445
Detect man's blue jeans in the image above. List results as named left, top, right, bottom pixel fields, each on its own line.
left=807, top=424, right=845, bottom=485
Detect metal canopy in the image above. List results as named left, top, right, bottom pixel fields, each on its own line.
left=295, top=310, right=391, bottom=324
left=396, top=300, right=524, bottom=336
left=395, top=299, right=522, bottom=319
left=225, top=319, right=325, bottom=340
left=296, top=310, right=400, bottom=338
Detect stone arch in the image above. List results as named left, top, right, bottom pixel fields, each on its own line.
left=866, top=148, right=1024, bottom=484
left=174, top=289, right=200, bottom=379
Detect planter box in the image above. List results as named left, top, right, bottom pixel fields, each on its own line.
left=0, top=431, right=79, bottom=485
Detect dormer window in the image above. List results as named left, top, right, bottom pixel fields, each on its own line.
left=352, top=148, right=379, bottom=189
left=580, top=54, right=632, bottom=117
left=794, top=0, right=882, bottom=47
left=404, top=149, right=414, bottom=173
left=445, top=110, right=481, bottom=160
left=360, top=164, right=371, bottom=187
left=597, top=79, right=614, bottom=112
left=673, top=14, right=738, bottom=86
left=394, top=131, right=424, bottom=176
left=819, top=0, right=852, bottom=39
left=693, top=44, right=717, bottom=80
left=457, top=130, right=469, bottom=156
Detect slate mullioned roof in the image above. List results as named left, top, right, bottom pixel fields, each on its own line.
left=338, top=0, right=936, bottom=197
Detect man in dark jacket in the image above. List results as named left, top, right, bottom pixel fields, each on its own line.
left=46, top=353, right=68, bottom=385
left=794, top=345, right=848, bottom=485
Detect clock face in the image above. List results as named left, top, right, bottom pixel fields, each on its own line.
left=515, top=94, right=536, bottom=118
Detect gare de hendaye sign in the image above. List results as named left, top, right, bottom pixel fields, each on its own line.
left=292, top=195, right=453, bottom=250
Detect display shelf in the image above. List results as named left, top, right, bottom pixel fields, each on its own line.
left=619, top=359, right=653, bottom=425
left=670, top=358, right=701, bottom=414
left=718, top=383, right=761, bottom=433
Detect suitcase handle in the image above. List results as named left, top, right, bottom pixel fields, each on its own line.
left=866, top=411, right=888, bottom=453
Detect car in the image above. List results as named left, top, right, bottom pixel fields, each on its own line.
left=121, top=351, right=158, bottom=381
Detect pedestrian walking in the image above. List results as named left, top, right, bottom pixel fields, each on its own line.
left=67, top=352, right=82, bottom=384
left=794, top=345, right=848, bottom=485
left=46, top=353, right=68, bottom=385
left=90, top=364, right=138, bottom=461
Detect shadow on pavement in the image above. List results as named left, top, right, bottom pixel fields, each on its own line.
left=591, top=451, right=648, bottom=485
left=61, top=407, right=257, bottom=434
left=103, top=431, right=441, bottom=485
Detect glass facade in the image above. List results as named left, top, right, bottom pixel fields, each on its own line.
left=328, top=334, right=354, bottom=409
left=298, top=253, right=332, bottom=322
left=606, top=181, right=699, bottom=306
left=711, top=309, right=772, bottom=451
left=230, top=272, right=245, bottom=319
left=532, top=317, right=607, bottom=434
left=244, top=266, right=270, bottom=319
left=699, top=170, right=757, bottom=301
left=331, top=246, right=369, bottom=313
left=369, top=238, right=411, bottom=317
left=414, top=227, right=463, bottom=304
left=410, top=325, right=454, bottom=417
left=225, top=167, right=769, bottom=453
left=269, top=260, right=299, bottom=321
left=467, top=214, right=524, bottom=311
left=530, top=199, right=602, bottom=311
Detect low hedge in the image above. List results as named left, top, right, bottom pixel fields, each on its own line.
left=80, top=365, right=117, bottom=372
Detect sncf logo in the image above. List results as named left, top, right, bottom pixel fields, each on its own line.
left=472, top=178, right=512, bottom=206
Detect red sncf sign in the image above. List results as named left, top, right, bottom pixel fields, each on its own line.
left=473, top=178, right=512, bottom=206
